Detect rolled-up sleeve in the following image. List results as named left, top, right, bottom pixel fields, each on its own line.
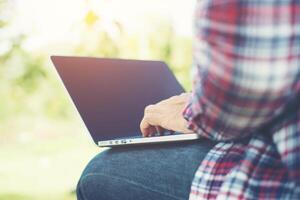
left=183, top=0, right=300, bottom=141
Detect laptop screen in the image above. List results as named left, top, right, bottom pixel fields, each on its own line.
left=51, top=56, right=185, bottom=144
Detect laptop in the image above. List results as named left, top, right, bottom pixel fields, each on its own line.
left=51, top=56, right=200, bottom=147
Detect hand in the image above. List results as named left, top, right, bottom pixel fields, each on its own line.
left=140, top=93, right=195, bottom=137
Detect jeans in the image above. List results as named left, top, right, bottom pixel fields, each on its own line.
left=76, top=139, right=215, bottom=200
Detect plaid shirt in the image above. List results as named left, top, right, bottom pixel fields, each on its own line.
left=183, top=0, right=300, bottom=199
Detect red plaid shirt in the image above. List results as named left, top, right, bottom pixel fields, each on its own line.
left=183, top=0, right=300, bottom=199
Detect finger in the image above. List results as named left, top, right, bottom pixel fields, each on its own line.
left=140, top=118, right=157, bottom=137
left=140, top=118, right=150, bottom=137
left=146, top=126, right=157, bottom=137
left=155, top=126, right=166, bottom=136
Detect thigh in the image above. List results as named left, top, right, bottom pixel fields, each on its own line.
left=77, top=139, right=215, bottom=200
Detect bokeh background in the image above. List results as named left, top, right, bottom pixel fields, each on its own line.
left=0, top=0, right=196, bottom=199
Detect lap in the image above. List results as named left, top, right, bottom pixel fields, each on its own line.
left=77, top=139, right=215, bottom=200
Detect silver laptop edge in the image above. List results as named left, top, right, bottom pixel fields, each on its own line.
left=98, top=133, right=200, bottom=147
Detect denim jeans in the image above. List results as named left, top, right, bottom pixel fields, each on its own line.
left=76, top=139, right=215, bottom=200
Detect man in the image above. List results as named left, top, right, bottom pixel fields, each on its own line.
left=77, top=0, right=300, bottom=199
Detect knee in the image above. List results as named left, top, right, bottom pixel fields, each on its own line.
left=76, top=151, right=111, bottom=200
left=76, top=173, right=108, bottom=200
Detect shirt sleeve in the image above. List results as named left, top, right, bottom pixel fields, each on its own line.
left=183, top=0, right=300, bottom=141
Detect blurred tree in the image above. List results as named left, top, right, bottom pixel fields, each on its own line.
left=0, top=1, right=67, bottom=125
left=0, top=1, right=192, bottom=135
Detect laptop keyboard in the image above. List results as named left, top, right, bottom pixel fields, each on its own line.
left=120, top=131, right=182, bottom=140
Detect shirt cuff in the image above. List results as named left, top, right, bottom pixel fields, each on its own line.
left=182, top=93, right=204, bottom=134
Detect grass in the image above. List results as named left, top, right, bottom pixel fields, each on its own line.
left=0, top=119, right=100, bottom=200
left=0, top=193, right=75, bottom=200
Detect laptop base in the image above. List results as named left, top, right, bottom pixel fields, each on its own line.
left=98, top=134, right=200, bottom=147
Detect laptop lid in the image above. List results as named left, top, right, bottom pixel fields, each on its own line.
left=51, top=56, right=185, bottom=144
